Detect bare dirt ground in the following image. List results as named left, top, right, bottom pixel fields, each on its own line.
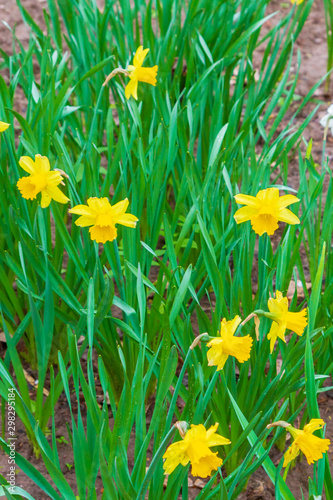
left=0, top=0, right=333, bottom=499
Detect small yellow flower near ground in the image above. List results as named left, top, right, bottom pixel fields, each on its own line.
left=69, top=197, right=138, bottom=244
left=234, top=187, right=300, bottom=236
left=266, top=290, right=307, bottom=353
left=125, top=46, right=158, bottom=100
left=206, top=316, right=253, bottom=370
left=0, top=121, right=10, bottom=132
left=17, top=155, right=70, bottom=208
left=163, top=422, right=230, bottom=478
left=290, top=0, right=304, bottom=5
left=267, top=419, right=330, bottom=466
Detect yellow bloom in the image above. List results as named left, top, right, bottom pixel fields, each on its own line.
left=284, top=420, right=330, bottom=466
left=268, top=419, right=330, bottom=466
left=283, top=418, right=330, bottom=467
left=69, top=197, right=138, bottom=244
left=163, top=423, right=230, bottom=478
left=234, top=187, right=300, bottom=236
left=125, top=46, right=158, bottom=99
left=290, top=0, right=304, bottom=4
left=17, top=155, right=70, bottom=208
left=266, top=290, right=307, bottom=353
left=206, top=316, right=253, bottom=370
left=0, top=121, right=10, bottom=132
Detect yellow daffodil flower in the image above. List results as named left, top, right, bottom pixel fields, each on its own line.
left=266, top=290, right=307, bottom=353
left=267, top=419, right=330, bottom=466
left=234, top=187, right=300, bottom=236
left=290, top=0, right=304, bottom=5
left=69, top=197, right=138, bottom=244
left=206, top=316, right=253, bottom=370
left=0, top=121, right=10, bottom=132
left=163, top=422, right=230, bottom=478
left=125, top=46, right=158, bottom=100
left=17, top=155, right=70, bottom=208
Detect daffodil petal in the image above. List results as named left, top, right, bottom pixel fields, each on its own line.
left=276, top=194, right=300, bottom=209
left=19, top=156, right=36, bottom=174
left=207, top=341, right=227, bottom=371
left=303, top=419, right=325, bottom=434
left=268, top=294, right=288, bottom=314
left=125, top=78, right=138, bottom=100
left=205, top=423, right=219, bottom=439
left=277, top=208, right=300, bottom=225
left=233, top=206, right=258, bottom=224
left=256, top=187, right=280, bottom=202
left=69, top=205, right=95, bottom=216
left=133, top=46, right=149, bottom=67
left=47, top=170, right=63, bottom=183
left=35, top=155, right=51, bottom=173
left=45, top=185, right=69, bottom=204
left=186, top=425, right=207, bottom=441
left=206, top=425, right=231, bottom=447
left=228, top=315, right=242, bottom=335
left=41, top=190, right=52, bottom=208
left=206, top=435, right=231, bottom=447
left=163, top=440, right=189, bottom=475
left=0, top=121, right=10, bottom=132
left=267, top=321, right=286, bottom=353
left=234, top=194, right=258, bottom=207
left=74, top=215, right=96, bottom=227
left=283, top=441, right=300, bottom=467
left=114, top=213, right=139, bottom=228
left=112, top=198, right=129, bottom=214
left=87, top=197, right=110, bottom=212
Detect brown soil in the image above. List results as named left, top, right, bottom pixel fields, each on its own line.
left=0, top=0, right=332, bottom=499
